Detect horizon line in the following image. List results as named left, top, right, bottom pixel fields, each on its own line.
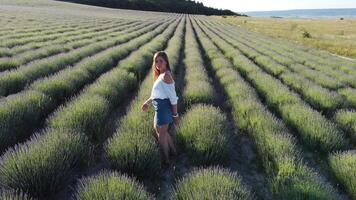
left=237, top=7, right=356, bottom=13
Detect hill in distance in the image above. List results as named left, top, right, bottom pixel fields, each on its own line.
left=245, top=8, right=356, bottom=19
left=55, top=0, right=245, bottom=16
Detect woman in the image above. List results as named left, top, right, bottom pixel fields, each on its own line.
left=141, top=51, right=179, bottom=166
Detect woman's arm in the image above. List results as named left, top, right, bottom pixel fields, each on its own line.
left=144, top=98, right=153, bottom=105
left=141, top=97, right=152, bottom=112
left=162, top=71, right=180, bottom=124
left=171, top=103, right=179, bottom=125
left=171, top=104, right=178, bottom=116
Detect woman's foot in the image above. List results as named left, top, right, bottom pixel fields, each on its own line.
left=170, top=149, right=177, bottom=157
left=162, top=159, right=170, bottom=169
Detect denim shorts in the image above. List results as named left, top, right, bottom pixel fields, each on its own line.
left=152, top=98, right=173, bottom=126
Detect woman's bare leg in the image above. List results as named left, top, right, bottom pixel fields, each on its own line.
left=152, top=125, right=159, bottom=142
left=167, top=130, right=177, bottom=156
left=156, top=124, right=170, bottom=163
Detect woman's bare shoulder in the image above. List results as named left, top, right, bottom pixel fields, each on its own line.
left=163, top=71, right=174, bottom=84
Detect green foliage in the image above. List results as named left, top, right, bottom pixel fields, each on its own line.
left=289, top=64, right=343, bottom=90
left=0, top=20, right=169, bottom=152
left=30, top=67, right=91, bottom=104
left=105, top=127, right=161, bottom=178
left=200, top=20, right=346, bottom=153
left=2, top=6, right=356, bottom=199
left=105, top=18, right=184, bottom=179
left=271, top=165, right=338, bottom=200
left=254, top=55, right=286, bottom=76
left=0, top=189, right=32, bottom=200
left=0, top=128, right=92, bottom=198
left=339, top=88, right=356, bottom=108
left=177, top=104, right=230, bottom=166
left=329, top=151, right=356, bottom=199
left=302, top=30, right=312, bottom=38
left=280, top=104, right=346, bottom=152
left=47, top=95, right=110, bottom=142
left=75, top=171, right=153, bottom=200
left=0, top=21, right=159, bottom=96
left=0, top=21, right=141, bottom=72
left=0, top=59, right=20, bottom=71
left=183, top=19, right=215, bottom=107
left=334, top=109, right=356, bottom=143
left=84, top=68, right=137, bottom=106
left=47, top=19, right=178, bottom=143
left=0, top=90, right=55, bottom=152
left=0, top=20, right=138, bottom=62
left=193, top=19, right=340, bottom=199
left=0, top=16, right=182, bottom=200
left=172, top=167, right=253, bottom=200
left=280, top=72, right=344, bottom=112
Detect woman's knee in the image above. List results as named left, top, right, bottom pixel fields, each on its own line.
left=156, top=125, right=168, bottom=136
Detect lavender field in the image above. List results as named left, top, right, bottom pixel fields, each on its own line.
left=0, top=0, right=355, bottom=199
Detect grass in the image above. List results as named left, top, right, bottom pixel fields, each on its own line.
left=279, top=104, right=346, bottom=152
left=2, top=2, right=356, bottom=198
left=205, top=18, right=356, bottom=81
left=0, top=20, right=170, bottom=151
left=119, top=17, right=179, bottom=78
left=29, top=67, right=91, bottom=104
left=47, top=17, right=178, bottom=143
left=0, top=189, right=32, bottom=200
left=177, top=104, right=230, bottom=166
left=172, top=167, right=253, bottom=200
left=105, top=17, right=183, bottom=179
left=329, top=150, right=356, bottom=199
left=0, top=26, right=79, bottom=48
left=248, top=72, right=301, bottom=109
left=0, top=23, right=107, bottom=49
left=339, top=88, right=356, bottom=109
left=254, top=55, right=286, bottom=76
left=83, top=69, right=137, bottom=107
left=1, top=28, right=78, bottom=48
left=47, top=95, right=111, bottom=142
left=280, top=71, right=344, bottom=112
left=288, top=63, right=344, bottom=90
left=0, top=17, right=178, bottom=199
left=193, top=18, right=340, bottom=199
left=0, top=21, right=159, bottom=96
left=303, top=61, right=356, bottom=88
left=183, top=18, right=215, bottom=107
left=334, top=109, right=356, bottom=143
left=75, top=171, right=153, bottom=200
left=214, top=16, right=356, bottom=59
left=105, top=127, right=161, bottom=178
left=200, top=19, right=347, bottom=152
left=271, top=164, right=340, bottom=199
left=214, top=18, right=356, bottom=75
left=0, top=128, right=92, bottom=198
left=0, top=20, right=133, bottom=59
left=0, top=90, right=55, bottom=152
left=204, top=20, right=346, bottom=113
left=0, top=21, right=138, bottom=72
left=1, top=20, right=115, bottom=43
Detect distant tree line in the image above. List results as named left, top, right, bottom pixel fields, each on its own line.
left=56, top=0, right=245, bottom=16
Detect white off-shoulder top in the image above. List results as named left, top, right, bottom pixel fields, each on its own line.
left=150, top=71, right=178, bottom=105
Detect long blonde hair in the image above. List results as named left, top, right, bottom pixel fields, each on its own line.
left=152, top=51, right=171, bottom=81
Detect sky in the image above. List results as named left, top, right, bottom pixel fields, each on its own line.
left=198, top=0, right=356, bottom=12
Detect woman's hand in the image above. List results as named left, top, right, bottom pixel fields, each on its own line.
left=173, top=116, right=180, bottom=126
left=141, top=102, right=149, bottom=112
